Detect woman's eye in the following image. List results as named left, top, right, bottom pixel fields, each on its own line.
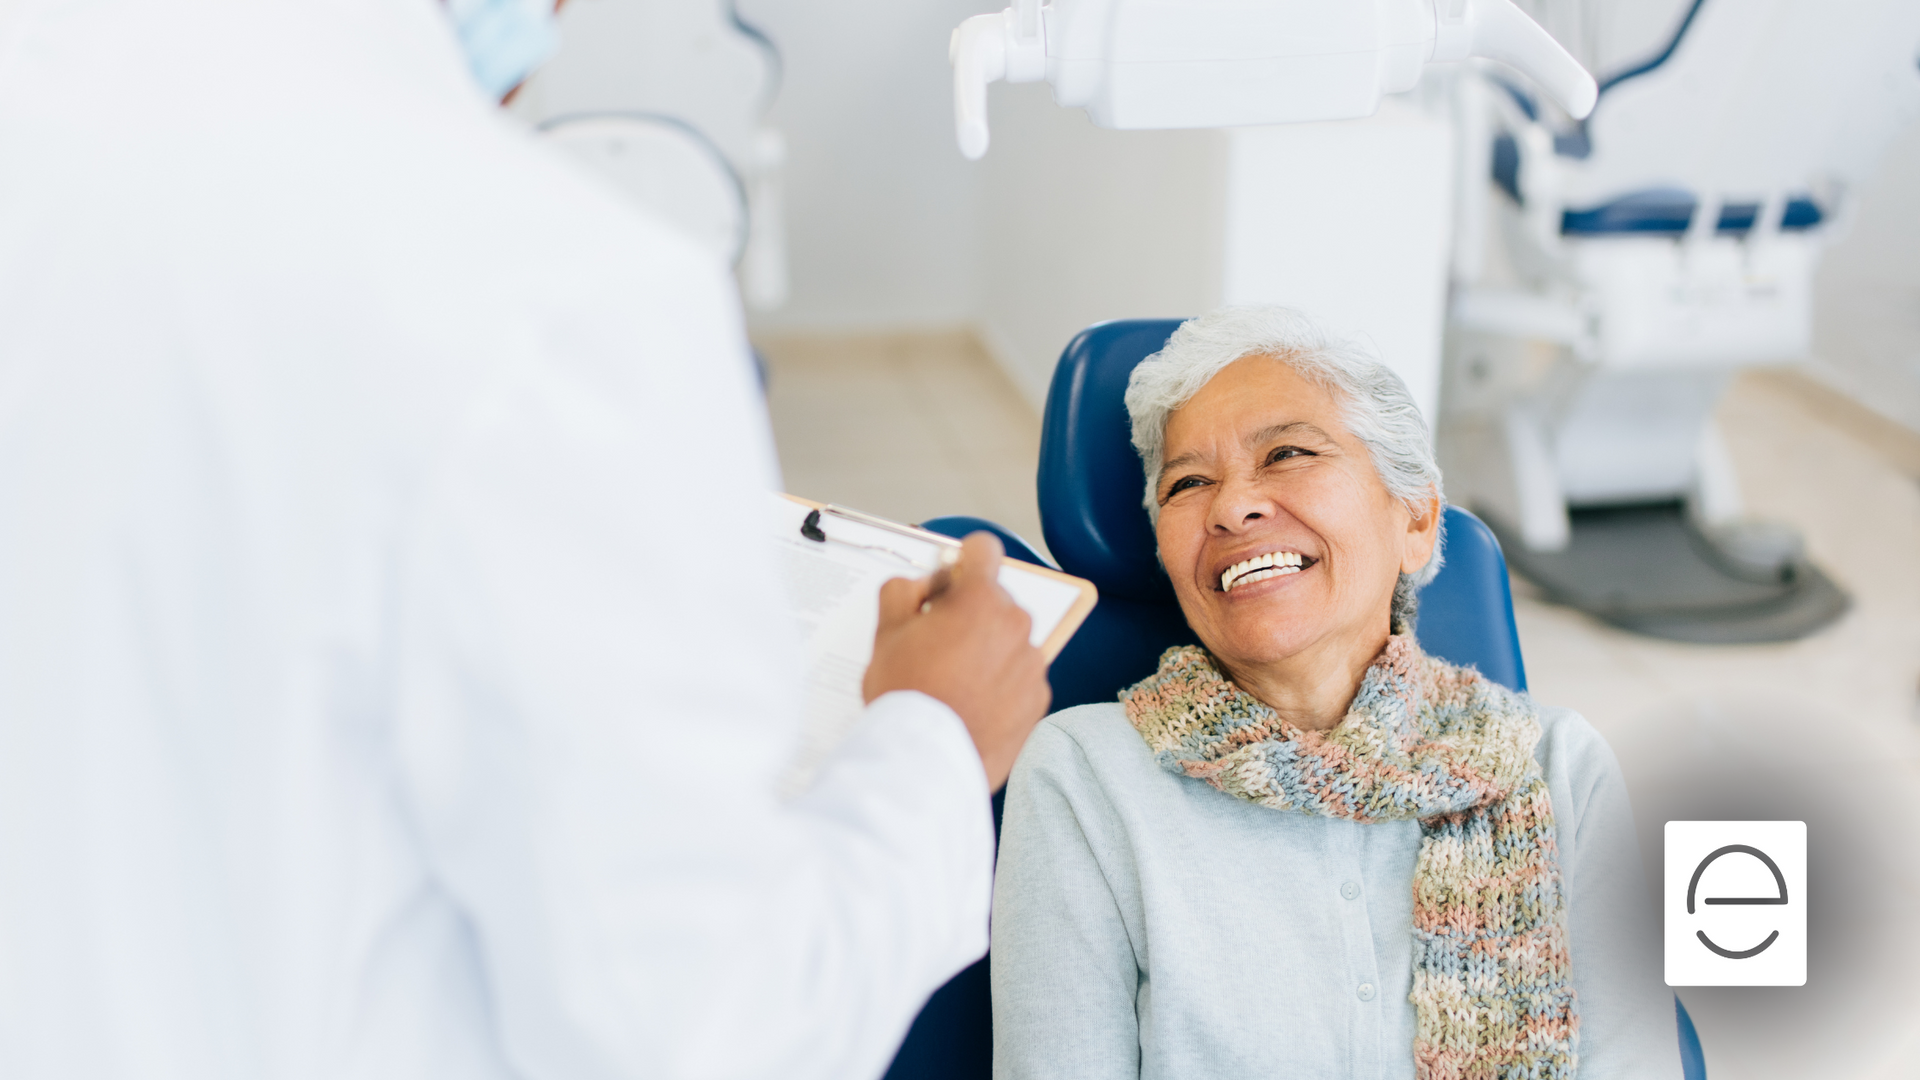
left=1165, top=475, right=1208, bottom=498
left=1264, top=446, right=1313, bottom=466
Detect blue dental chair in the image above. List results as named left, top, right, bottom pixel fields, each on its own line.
left=886, top=319, right=1704, bottom=1080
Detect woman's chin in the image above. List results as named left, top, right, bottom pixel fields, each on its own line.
left=1191, top=588, right=1333, bottom=667
left=1213, top=620, right=1325, bottom=668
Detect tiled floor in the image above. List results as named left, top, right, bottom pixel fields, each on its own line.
left=756, top=329, right=1920, bottom=1080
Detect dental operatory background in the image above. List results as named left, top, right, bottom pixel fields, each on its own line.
left=512, top=0, right=1919, bottom=1075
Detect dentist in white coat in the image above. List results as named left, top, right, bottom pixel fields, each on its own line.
left=0, top=0, right=1049, bottom=1076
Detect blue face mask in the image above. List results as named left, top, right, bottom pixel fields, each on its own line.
left=445, top=0, right=560, bottom=100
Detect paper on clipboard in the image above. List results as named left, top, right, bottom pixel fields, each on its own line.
left=770, top=493, right=1096, bottom=794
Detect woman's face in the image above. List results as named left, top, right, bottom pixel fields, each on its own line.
left=1153, top=356, right=1438, bottom=674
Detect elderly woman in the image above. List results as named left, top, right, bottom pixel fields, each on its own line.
left=990, top=307, right=1679, bottom=1079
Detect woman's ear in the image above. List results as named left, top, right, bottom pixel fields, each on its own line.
left=1399, top=491, right=1442, bottom=575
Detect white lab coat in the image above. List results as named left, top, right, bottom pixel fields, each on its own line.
left=0, top=1, right=994, bottom=1077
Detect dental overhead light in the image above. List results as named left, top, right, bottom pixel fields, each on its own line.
left=948, top=0, right=1596, bottom=159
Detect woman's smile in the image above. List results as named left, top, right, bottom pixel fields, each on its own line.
left=1214, top=549, right=1319, bottom=593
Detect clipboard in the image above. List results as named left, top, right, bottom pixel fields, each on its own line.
left=769, top=492, right=1097, bottom=794
left=777, top=493, right=1096, bottom=662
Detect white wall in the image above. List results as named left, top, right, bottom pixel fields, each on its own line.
left=974, top=84, right=1227, bottom=406
left=968, top=91, right=1458, bottom=419
left=516, top=0, right=772, bottom=163
left=1810, top=117, right=1920, bottom=432
left=1819, top=117, right=1920, bottom=292
left=738, top=0, right=993, bottom=331
left=1515, top=0, right=1694, bottom=79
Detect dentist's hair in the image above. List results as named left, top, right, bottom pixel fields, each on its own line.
left=1122, top=306, right=1447, bottom=624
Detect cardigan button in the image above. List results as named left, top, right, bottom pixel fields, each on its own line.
left=1340, top=881, right=1361, bottom=900
left=1357, top=983, right=1377, bottom=1002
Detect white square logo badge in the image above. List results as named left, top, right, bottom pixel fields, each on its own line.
left=1665, top=820, right=1806, bottom=986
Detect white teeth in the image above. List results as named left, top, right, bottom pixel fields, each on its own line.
left=1230, top=566, right=1298, bottom=590
left=1219, top=551, right=1307, bottom=591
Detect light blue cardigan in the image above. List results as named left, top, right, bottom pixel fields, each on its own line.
left=990, top=702, right=1682, bottom=1080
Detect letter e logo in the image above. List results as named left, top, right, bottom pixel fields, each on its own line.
left=1665, top=821, right=1806, bottom=986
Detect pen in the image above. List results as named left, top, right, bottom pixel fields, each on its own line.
left=800, top=506, right=962, bottom=572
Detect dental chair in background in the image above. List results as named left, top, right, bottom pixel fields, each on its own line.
left=1441, top=0, right=1920, bottom=642
left=888, top=319, right=1706, bottom=1080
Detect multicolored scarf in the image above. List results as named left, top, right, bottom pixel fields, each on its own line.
left=1123, top=636, right=1578, bottom=1079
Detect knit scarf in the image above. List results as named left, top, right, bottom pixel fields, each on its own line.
left=1123, top=636, right=1578, bottom=1079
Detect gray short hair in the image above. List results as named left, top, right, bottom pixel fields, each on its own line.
left=1122, top=306, right=1446, bottom=629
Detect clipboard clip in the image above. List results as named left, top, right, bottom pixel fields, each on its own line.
left=800, top=505, right=962, bottom=573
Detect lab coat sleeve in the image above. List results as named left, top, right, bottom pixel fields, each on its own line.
left=1544, top=708, right=1683, bottom=1079
left=990, top=718, right=1143, bottom=1080
left=391, top=242, right=994, bottom=1080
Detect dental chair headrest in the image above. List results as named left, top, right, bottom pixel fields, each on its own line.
left=1038, top=319, right=1185, bottom=605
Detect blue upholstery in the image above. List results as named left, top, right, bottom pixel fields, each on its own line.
left=1490, top=140, right=1823, bottom=236
left=1678, top=997, right=1707, bottom=1080
left=881, top=954, right=993, bottom=1080
left=1037, top=321, right=1181, bottom=604
left=1559, top=189, right=1823, bottom=236
left=1414, top=509, right=1529, bottom=692
left=881, top=517, right=1043, bottom=1080
left=918, top=516, right=1055, bottom=570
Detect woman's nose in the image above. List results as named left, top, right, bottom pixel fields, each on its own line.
left=1206, top=476, right=1276, bottom=534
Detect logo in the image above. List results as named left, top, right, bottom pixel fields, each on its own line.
left=1665, top=821, right=1806, bottom=986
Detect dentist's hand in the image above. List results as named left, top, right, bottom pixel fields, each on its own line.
left=863, top=532, right=1051, bottom=789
